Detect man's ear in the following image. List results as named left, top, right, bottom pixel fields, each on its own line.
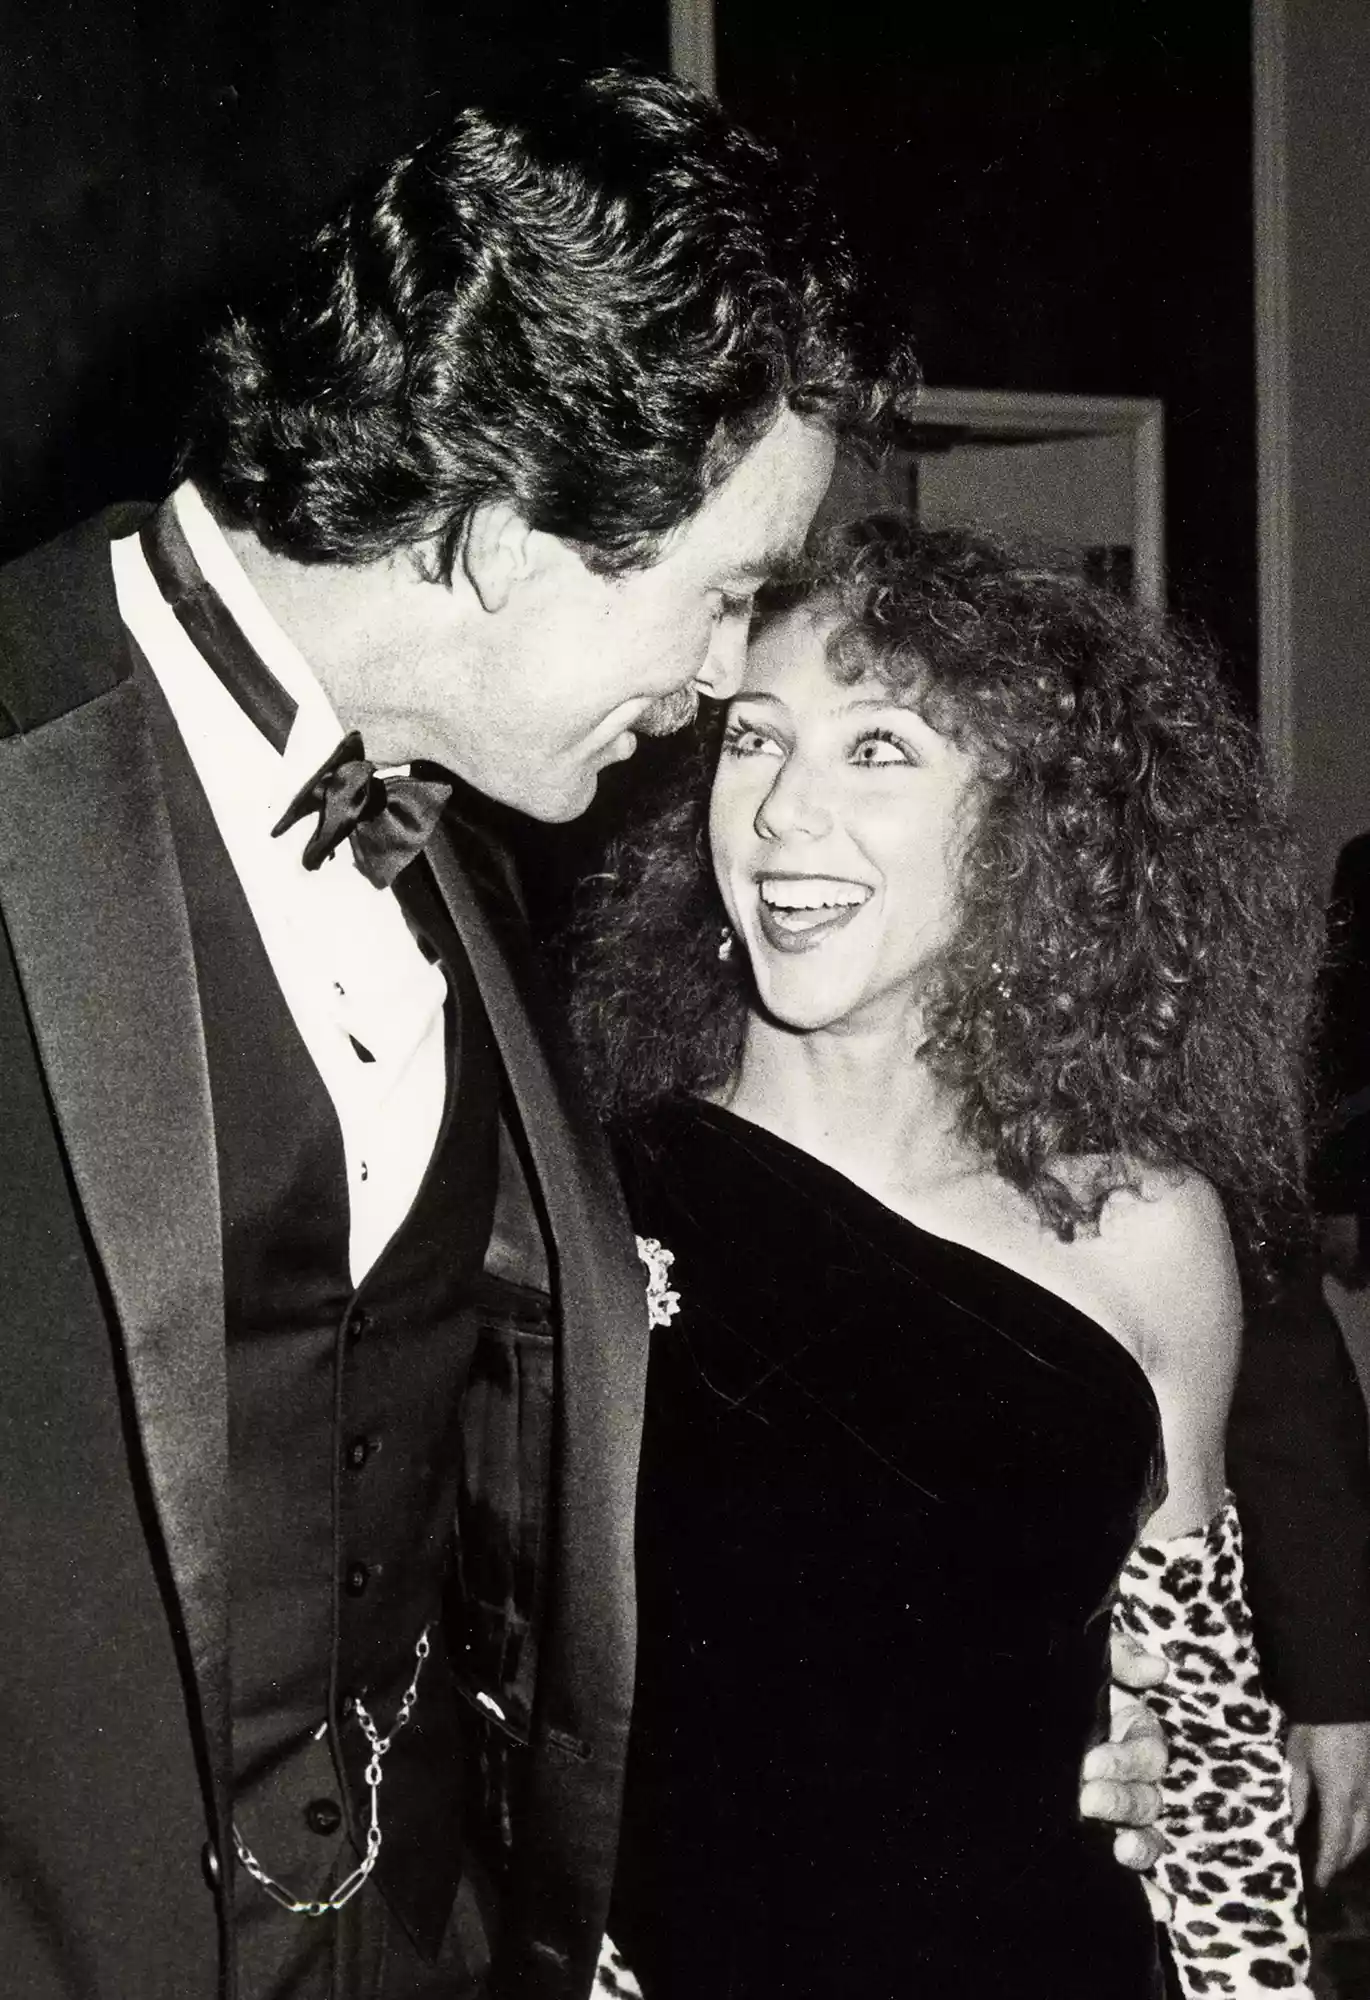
left=460, top=498, right=538, bottom=613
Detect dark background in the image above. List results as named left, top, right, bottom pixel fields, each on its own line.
left=2, top=0, right=1255, bottom=706
left=719, top=0, right=1256, bottom=705
left=0, top=1, right=667, bottom=560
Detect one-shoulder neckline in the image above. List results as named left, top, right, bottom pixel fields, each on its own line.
left=663, top=1095, right=1163, bottom=1426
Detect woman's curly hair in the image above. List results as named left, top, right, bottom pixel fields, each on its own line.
left=181, top=68, right=913, bottom=576
left=570, top=515, right=1321, bottom=1256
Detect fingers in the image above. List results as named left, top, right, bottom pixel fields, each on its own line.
left=1112, top=1827, right=1163, bottom=1872
left=1085, top=1717, right=1168, bottom=1786
left=1082, top=1678, right=1168, bottom=1850
left=1341, top=1804, right=1370, bottom=1877
left=1316, top=1800, right=1360, bottom=1886
left=1080, top=1703, right=1166, bottom=1835
left=1285, top=1738, right=1311, bottom=1830
left=1288, top=1760, right=1311, bottom=1829
left=1112, top=1700, right=1165, bottom=1747
left=1317, top=1798, right=1370, bottom=1887
left=1079, top=1777, right=1162, bottom=1830
left=1109, top=1633, right=1169, bottom=1692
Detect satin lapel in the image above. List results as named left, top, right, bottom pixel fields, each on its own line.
left=425, top=826, right=648, bottom=1981
left=0, top=683, right=230, bottom=1785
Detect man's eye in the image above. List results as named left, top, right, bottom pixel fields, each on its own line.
left=850, top=730, right=916, bottom=767
left=722, top=723, right=783, bottom=759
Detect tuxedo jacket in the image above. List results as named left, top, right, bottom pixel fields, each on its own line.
left=1224, top=830, right=1370, bottom=1725
left=1228, top=1264, right=1370, bottom=1722
left=1314, top=830, right=1370, bottom=1233
left=0, top=508, right=648, bottom=2000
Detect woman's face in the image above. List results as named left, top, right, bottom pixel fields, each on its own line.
left=709, top=604, right=980, bottom=1038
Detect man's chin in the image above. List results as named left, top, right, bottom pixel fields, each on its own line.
left=523, top=771, right=600, bottom=824
left=475, top=753, right=619, bottom=824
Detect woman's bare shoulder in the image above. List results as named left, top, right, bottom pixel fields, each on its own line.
left=1100, top=1162, right=1231, bottom=1247
left=1091, top=1165, right=1241, bottom=1377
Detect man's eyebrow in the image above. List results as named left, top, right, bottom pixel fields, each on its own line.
left=764, top=545, right=812, bottom=581
left=724, top=545, right=807, bottom=586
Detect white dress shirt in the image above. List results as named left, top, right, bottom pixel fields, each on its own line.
left=112, top=481, right=449, bottom=1284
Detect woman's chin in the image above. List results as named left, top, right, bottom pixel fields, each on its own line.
left=747, top=974, right=862, bottom=1038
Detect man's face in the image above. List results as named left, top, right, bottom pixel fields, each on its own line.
left=386, top=408, right=835, bottom=821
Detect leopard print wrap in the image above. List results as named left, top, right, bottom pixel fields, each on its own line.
left=593, top=1933, right=643, bottom=1998
left=1112, top=1496, right=1312, bottom=1996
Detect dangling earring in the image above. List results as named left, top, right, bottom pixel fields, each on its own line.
left=718, top=924, right=735, bottom=963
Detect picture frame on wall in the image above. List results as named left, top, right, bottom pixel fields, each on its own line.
left=821, top=388, right=1165, bottom=608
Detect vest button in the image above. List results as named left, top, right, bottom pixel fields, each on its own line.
left=344, top=1434, right=375, bottom=1472
left=344, top=1561, right=370, bottom=1596
left=305, top=1797, right=344, bottom=1837
left=201, top=1840, right=221, bottom=1889
left=349, top=1309, right=371, bottom=1339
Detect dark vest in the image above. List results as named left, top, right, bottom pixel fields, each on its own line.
left=145, top=669, right=500, bottom=1959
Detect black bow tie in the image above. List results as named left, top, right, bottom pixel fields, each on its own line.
left=271, top=733, right=453, bottom=889
left=134, top=501, right=452, bottom=889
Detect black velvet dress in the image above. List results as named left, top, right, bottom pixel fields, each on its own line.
left=609, top=1100, right=1165, bottom=2000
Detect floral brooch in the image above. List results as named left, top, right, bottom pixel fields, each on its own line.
left=635, top=1236, right=681, bottom=1330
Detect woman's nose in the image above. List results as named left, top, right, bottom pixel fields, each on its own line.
left=755, top=757, right=834, bottom=841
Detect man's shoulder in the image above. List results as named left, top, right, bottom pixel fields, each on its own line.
left=1330, top=833, right=1370, bottom=934
left=0, top=503, right=155, bottom=736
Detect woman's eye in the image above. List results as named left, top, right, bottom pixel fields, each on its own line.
left=722, top=723, right=783, bottom=759
left=850, top=730, right=916, bottom=767
left=715, top=591, right=756, bottom=624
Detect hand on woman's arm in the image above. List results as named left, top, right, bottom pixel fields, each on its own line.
left=1078, top=1640, right=1169, bottom=1871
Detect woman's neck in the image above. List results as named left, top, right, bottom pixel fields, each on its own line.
left=721, top=1008, right=971, bottom=1201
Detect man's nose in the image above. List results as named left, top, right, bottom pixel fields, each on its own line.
left=695, top=619, right=750, bottom=702
left=755, top=756, right=834, bottom=841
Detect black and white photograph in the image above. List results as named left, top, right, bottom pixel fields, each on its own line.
left=1, top=3, right=1367, bottom=1996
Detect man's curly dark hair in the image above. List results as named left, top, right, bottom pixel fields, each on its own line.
left=181, top=68, right=912, bottom=576
left=569, top=516, right=1320, bottom=1255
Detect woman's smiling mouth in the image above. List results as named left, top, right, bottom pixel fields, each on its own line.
left=755, top=874, right=872, bottom=949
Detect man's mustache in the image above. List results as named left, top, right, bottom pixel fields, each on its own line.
left=636, top=688, right=702, bottom=738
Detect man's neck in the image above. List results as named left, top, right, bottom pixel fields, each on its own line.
left=218, top=520, right=375, bottom=722
left=216, top=515, right=491, bottom=773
